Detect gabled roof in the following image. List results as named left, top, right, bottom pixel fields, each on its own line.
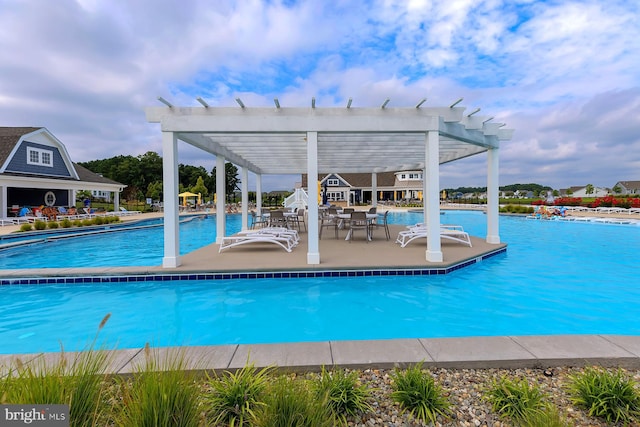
left=0, top=126, right=42, bottom=166
left=616, top=180, right=640, bottom=190
left=73, top=162, right=121, bottom=185
left=0, top=126, right=123, bottom=189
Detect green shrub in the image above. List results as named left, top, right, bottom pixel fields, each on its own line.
left=47, top=221, right=59, bottom=229
left=34, top=220, right=47, bottom=230
left=1, top=314, right=114, bottom=427
left=485, top=376, right=547, bottom=423
left=253, top=375, right=334, bottom=427
left=313, top=366, right=373, bottom=424
left=82, top=219, right=93, bottom=227
left=390, top=362, right=450, bottom=424
left=500, top=205, right=535, bottom=214
left=203, top=363, right=272, bottom=426
left=116, top=345, right=201, bottom=427
left=60, top=218, right=72, bottom=228
left=93, top=216, right=104, bottom=225
left=19, top=223, right=32, bottom=232
left=567, top=366, right=640, bottom=424
left=73, top=219, right=83, bottom=227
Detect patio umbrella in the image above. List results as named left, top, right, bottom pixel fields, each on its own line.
left=322, top=182, right=328, bottom=205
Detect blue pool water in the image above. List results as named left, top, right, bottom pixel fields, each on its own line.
left=0, top=211, right=639, bottom=354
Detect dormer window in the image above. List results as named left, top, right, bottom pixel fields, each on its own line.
left=397, top=172, right=422, bottom=181
left=27, top=147, right=53, bottom=167
left=327, top=179, right=339, bottom=186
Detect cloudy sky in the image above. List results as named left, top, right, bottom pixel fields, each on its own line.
left=1, top=0, right=638, bottom=191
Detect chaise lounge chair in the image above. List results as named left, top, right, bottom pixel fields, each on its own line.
left=396, top=224, right=472, bottom=248
left=219, top=227, right=300, bottom=253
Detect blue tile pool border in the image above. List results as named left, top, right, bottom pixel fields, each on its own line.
left=0, top=247, right=506, bottom=286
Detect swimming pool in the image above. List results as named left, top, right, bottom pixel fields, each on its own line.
left=1, top=211, right=639, bottom=354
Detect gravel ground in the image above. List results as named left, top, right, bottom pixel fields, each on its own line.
left=322, top=366, right=640, bottom=427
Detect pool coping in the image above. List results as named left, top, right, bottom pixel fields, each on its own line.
left=3, top=335, right=640, bottom=376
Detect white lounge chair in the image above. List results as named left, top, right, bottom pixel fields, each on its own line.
left=219, top=227, right=299, bottom=253
left=396, top=224, right=472, bottom=248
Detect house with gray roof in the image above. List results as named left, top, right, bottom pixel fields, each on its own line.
left=0, top=127, right=124, bottom=218
left=302, top=170, right=426, bottom=205
left=613, top=180, right=640, bottom=195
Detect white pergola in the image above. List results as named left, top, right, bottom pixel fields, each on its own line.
left=146, top=98, right=513, bottom=268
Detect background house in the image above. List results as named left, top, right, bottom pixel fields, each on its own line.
left=613, top=180, right=640, bottom=195
left=0, top=127, right=124, bottom=217
left=559, top=185, right=609, bottom=198
left=301, top=171, right=426, bottom=205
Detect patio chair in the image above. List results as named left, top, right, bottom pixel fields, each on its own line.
left=250, top=210, right=268, bottom=229
left=347, top=211, right=370, bottom=242
left=371, top=210, right=390, bottom=240
left=319, top=210, right=339, bottom=239
left=268, top=210, right=289, bottom=228
left=288, top=208, right=306, bottom=231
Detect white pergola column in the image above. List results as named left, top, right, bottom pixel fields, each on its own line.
left=486, top=147, right=500, bottom=244
left=162, top=131, right=181, bottom=268
left=113, top=191, right=120, bottom=212
left=425, top=131, right=443, bottom=262
left=306, top=131, right=320, bottom=264
left=371, top=173, right=377, bottom=207
left=256, top=173, right=263, bottom=216
left=215, top=156, right=226, bottom=244
left=241, top=166, right=249, bottom=230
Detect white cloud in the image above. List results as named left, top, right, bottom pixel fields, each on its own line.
left=0, top=0, right=638, bottom=191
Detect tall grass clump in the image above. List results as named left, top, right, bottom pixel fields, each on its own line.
left=19, top=223, right=32, bottom=231
left=1, top=313, right=114, bottom=427
left=253, top=375, right=334, bottom=427
left=519, top=405, right=572, bottom=427
left=485, top=376, right=548, bottom=423
left=390, top=362, right=450, bottom=424
left=116, top=344, right=201, bottom=427
left=567, top=366, right=640, bottom=424
left=203, top=362, right=272, bottom=426
left=313, top=366, right=373, bottom=424
left=60, top=218, right=73, bottom=228
left=34, top=220, right=47, bottom=230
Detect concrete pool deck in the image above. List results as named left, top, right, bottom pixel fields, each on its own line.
left=1, top=209, right=640, bottom=373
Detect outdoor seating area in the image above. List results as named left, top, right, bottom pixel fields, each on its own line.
left=238, top=207, right=392, bottom=245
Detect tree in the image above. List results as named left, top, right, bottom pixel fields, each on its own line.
left=585, top=184, right=594, bottom=196
left=612, top=184, right=622, bottom=195
left=210, top=163, right=241, bottom=202
left=179, top=164, right=208, bottom=190
left=191, top=176, right=208, bottom=197
left=146, top=181, right=163, bottom=201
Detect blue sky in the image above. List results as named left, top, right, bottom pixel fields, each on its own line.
left=1, top=0, right=638, bottom=191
